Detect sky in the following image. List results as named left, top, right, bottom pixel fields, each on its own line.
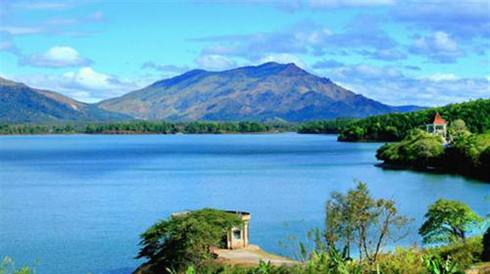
left=0, top=0, right=489, bottom=106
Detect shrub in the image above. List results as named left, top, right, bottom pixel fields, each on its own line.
left=425, top=236, right=483, bottom=269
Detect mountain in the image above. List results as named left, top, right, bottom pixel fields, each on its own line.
left=0, top=77, right=130, bottom=123
left=99, top=62, right=422, bottom=122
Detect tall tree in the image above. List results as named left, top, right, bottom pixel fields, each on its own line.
left=419, top=199, right=483, bottom=244
left=325, top=182, right=410, bottom=264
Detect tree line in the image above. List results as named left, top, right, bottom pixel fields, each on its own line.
left=0, top=121, right=296, bottom=135
left=338, top=99, right=489, bottom=142
left=297, top=118, right=354, bottom=134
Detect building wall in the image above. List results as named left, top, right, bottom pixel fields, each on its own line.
left=226, top=219, right=250, bottom=249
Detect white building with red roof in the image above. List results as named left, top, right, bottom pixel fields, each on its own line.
left=426, top=111, right=448, bottom=140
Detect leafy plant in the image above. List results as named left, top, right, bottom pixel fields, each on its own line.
left=419, top=199, right=483, bottom=244
left=423, top=255, right=460, bottom=274
left=325, top=182, right=411, bottom=264
left=0, top=257, right=33, bottom=274
left=137, top=208, right=243, bottom=273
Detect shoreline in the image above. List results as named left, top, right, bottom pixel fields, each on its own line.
left=375, top=162, right=489, bottom=183
left=0, top=130, right=291, bottom=136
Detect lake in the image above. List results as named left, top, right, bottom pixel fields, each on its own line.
left=0, top=133, right=488, bottom=273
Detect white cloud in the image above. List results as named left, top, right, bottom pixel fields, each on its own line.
left=19, top=46, right=92, bottom=68
left=65, top=67, right=119, bottom=91
left=258, top=54, right=308, bottom=70
left=317, top=63, right=489, bottom=106
left=194, top=54, right=237, bottom=70
left=9, top=67, right=143, bottom=103
left=410, top=31, right=465, bottom=63
left=433, top=31, right=458, bottom=52
left=424, top=73, right=459, bottom=82
left=195, top=21, right=397, bottom=60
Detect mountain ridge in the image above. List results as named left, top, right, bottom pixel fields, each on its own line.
left=0, top=63, right=427, bottom=123
left=98, top=62, right=426, bottom=121
left=0, top=77, right=131, bottom=123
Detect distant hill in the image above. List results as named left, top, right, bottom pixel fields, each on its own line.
left=0, top=77, right=130, bottom=123
left=99, top=62, right=424, bottom=122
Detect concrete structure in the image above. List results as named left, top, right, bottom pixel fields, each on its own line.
left=223, top=210, right=251, bottom=250
left=426, top=111, right=447, bottom=140
left=172, top=210, right=251, bottom=250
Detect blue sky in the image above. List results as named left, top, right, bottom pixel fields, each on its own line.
left=1, top=0, right=489, bottom=106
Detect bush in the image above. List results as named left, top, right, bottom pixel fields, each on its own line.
left=425, top=236, right=483, bottom=269
left=136, top=209, right=243, bottom=273
left=376, top=247, right=425, bottom=274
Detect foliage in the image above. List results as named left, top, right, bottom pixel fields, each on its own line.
left=448, top=119, right=467, bottom=135
left=324, top=182, right=411, bottom=264
left=419, top=199, right=483, bottom=244
left=137, top=208, right=243, bottom=272
left=425, top=236, right=483, bottom=270
left=422, top=255, right=460, bottom=274
left=0, top=257, right=33, bottom=274
left=376, top=129, right=444, bottom=168
left=375, top=247, right=426, bottom=274
left=376, top=129, right=490, bottom=180
left=0, top=121, right=295, bottom=135
left=339, top=99, right=490, bottom=141
left=297, top=119, right=354, bottom=134
left=133, top=185, right=487, bottom=274
left=171, top=237, right=485, bottom=274
left=441, top=131, right=490, bottom=173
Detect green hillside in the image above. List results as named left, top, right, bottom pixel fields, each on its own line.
left=0, top=77, right=130, bottom=124
left=337, top=99, right=489, bottom=142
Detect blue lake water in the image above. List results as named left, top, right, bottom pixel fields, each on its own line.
left=0, top=133, right=488, bottom=273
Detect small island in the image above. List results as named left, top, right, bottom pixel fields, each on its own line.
left=376, top=112, right=489, bottom=181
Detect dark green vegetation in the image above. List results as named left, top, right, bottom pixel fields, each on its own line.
left=419, top=199, right=484, bottom=244
left=0, top=77, right=130, bottom=123
left=338, top=99, right=489, bottom=142
left=98, top=62, right=422, bottom=122
left=376, top=129, right=490, bottom=181
left=0, top=121, right=294, bottom=134
left=135, top=209, right=243, bottom=273
left=135, top=184, right=488, bottom=274
left=297, top=118, right=353, bottom=134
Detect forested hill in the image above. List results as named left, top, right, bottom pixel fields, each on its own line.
left=336, top=99, right=489, bottom=142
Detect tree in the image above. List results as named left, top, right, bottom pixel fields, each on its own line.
left=376, top=129, right=444, bottom=168
left=449, top=119, right=467, bottom=134
left=325, top=182, right=411, bottom=264
left=136, top=208, right=242, bottom=272
left=419, top=199, right=483, bottom=244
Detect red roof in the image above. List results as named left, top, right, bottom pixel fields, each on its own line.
left=432, top=112, right=447, bottom=125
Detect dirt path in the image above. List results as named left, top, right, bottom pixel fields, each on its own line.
left=214, top=245, right=299, bottom=266
left=466, top=263, right=490, bottom=274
